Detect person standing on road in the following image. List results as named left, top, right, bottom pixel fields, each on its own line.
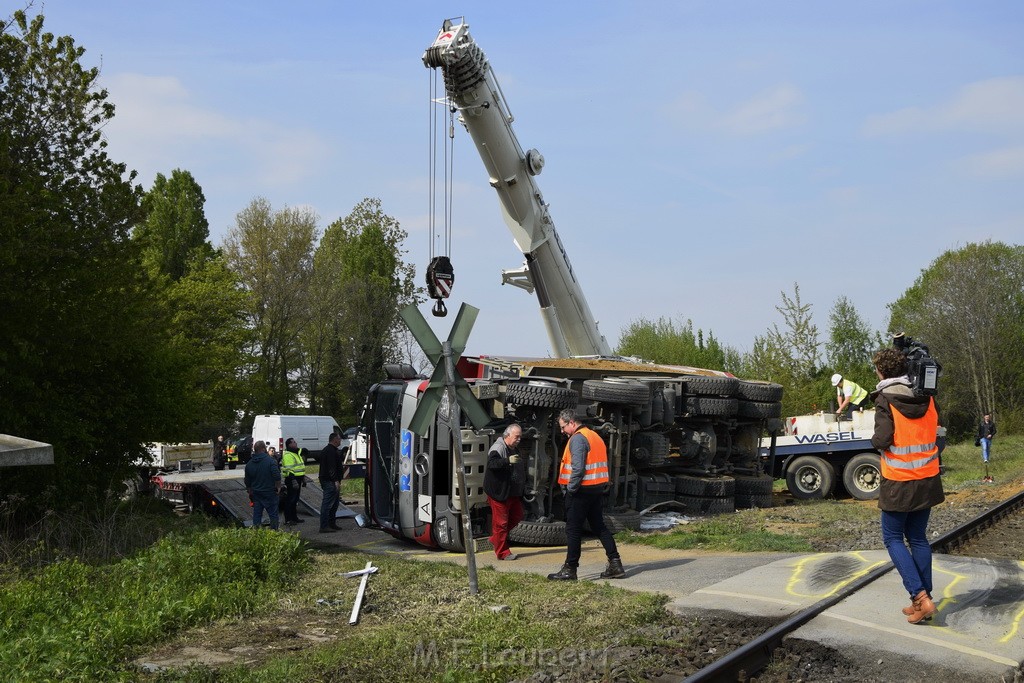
left=213, top=435, right=227, bottom=471
left=977, top=414, right=996, bottom=464
left=870, top=348, right=944, bottom=624
left=548, top=409, right=625, bottom=581
left=318, top=432, right=343, bottom=533
left=484, top=424, right=526, bottom=561
left=244, top=440, right=282, bottom=531
left=832, top=373, right=869, bottom=419
left=281, top=438, right=306, bottom=526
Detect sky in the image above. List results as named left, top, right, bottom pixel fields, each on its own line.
left=25, top=1, right=1024, bottom=360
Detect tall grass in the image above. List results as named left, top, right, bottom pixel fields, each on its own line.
left=0, top=528, right=307, bottom=682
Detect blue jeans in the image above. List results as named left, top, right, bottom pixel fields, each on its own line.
left=881, top=508, right=932, bottom=597
left=320, top=480, right=339, bottom=529
left=251, top=490, right=280, bottom=530
left=981, top=437, right=992, bottom=462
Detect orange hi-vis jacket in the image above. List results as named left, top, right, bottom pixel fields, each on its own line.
left=558, top=427, right=610, bottom=487
left=881, top=398, right=940, bottom=481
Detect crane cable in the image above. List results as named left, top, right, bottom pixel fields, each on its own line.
left=426, top=68, right=455, bottom=317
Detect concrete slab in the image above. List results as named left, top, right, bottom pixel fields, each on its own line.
left=0, top=434, right=54, bottom=467
left=670, top=550, right=1024, bottom=679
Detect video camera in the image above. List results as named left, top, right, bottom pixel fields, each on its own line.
left=892, top=332, right=941, bottom=396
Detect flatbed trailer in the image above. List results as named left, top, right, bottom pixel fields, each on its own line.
left=150, top=468, right=356, bottom=526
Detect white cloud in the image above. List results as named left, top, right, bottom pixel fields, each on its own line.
left=662, top=84, right=806, bottom=135
left=863, top=76, right=1024, bottom=137
left=961, top=145, right=1024, bottom=177
left=102, top=73, right=329, bottom=187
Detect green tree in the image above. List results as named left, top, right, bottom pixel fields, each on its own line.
left=223, top=198, right=318, bottom=418
left=134, top=169, right=212, bottom=281
left=616, top=316, right=729, bottom=370
left=0, top=11, right=186, bottom=504
left=745, top=284, right=822, bottom=416
left=888, top=241, right=1024, bottom=435
left=312, top=198, right=420, bottom=424
left=825, top=296, right=878, bottom=398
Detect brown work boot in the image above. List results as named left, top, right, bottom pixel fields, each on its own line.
left=901, top=597, right=916, bottom=616
left=600, top=558, right=625, bottom=579
left=907, top=590, right=936, bottom=624
left=547, top=563, right=577, bottom=581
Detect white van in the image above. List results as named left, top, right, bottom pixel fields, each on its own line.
left=251, top=415, right=342, bottom=464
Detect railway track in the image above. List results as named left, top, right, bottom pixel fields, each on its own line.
left=683, top=487, right=1024, bottom=682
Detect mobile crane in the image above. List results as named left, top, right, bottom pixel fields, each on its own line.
left=359, top=19, right=783, bottom=551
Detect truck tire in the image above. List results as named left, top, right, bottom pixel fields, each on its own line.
left=683, top=396, right=738, bottom=417
left=633, top=431, right=670, bottom=465
left=678, top=494, right=735, bottom=515
left=733, top=473, right=774, bottom=495
left=843, top=452, right=881, bottom=501
left=737, top=400, right=782, bottom=419
left=505, top=381, right=578, bottom=410
left=585, top=510, right=643, bottom=533
left=736, top=380, right=784, bottom=402
left=508, top=520, right=568, bottom=546
left=734, top=491, right=773, bottom=509
left=786, top=456, right=836, bottom=500
left=682, top=376, right=739, bottom=397
left=674, top=475, right=735, bottom=498
left=581, top=378, right=650, bottom=405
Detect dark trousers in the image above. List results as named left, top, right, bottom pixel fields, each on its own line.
left=319, top=480, right=339, bottom=529
left=564, top=487, right=619, bottom=568
left=284, top=476, right=302, bottom=522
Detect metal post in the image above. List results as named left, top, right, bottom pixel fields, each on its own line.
left=443, top=341, right=479, bottom=595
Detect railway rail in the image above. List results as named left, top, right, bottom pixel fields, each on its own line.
left=684, top=487, right=1024, bottom=682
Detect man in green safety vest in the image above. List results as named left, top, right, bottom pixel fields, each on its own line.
left=281, top=437, right=306, bottom=525
left=832, top=373, right=869, bottom=419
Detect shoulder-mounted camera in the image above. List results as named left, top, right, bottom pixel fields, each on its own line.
left=893, top=332, right=941, bottom=396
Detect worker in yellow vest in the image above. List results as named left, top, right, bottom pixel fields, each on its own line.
left=226, top=441, right=238, bottom=470
left=281, top=438, right=307, bottom=525
left=832, top=373, right=869, bottom=419
left=547, top=409, right=625, bottom=582
left=870, top=348, right=944, bottom=624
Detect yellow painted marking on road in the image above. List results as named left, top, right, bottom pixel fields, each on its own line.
left=822, top=612, right=1020, bottom=668
left=695, top=589, right=801, bottom=607
left=931, top=562, right=968, bottom=619
left=785, top=551, right=887, bottom=599
left=998, top=560, right=1024, bottom=643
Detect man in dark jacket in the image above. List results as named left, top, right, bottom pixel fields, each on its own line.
left=870, top=348, right=944, bottom=624
left=978, top=414, right=996, bottom=464
left=484, top=424, right=525, bottom=560
left=318, top=432, right=343, bottom=533
left=244, top=440, right=282, bottom=530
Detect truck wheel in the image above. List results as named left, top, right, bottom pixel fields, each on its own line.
left=683, top=396, right=738, bottom=417
left=585, top=510, right=643, bottom=533
left=673, top=475, right=734, bottom=497
left=633, top=431, right=670, bottom=466
left=734, top=491, right=773, bottom=509
left=505, top=380, right=578, bottom=410
left=508, top=520, right=568, bottom=546
left=581, top=378, right=649, bottom=405
left=737, top=400, right=782, bottom=418
left=733, top=473, right=774, bottom=495
left=682, top=376, right=739, bottom=397
left=786, top=456, right=836, bottom=500
left=678, top=494, right=735, bottom=515
left=736, top=380, right=784, bottom=402
left=843, top=453, right=881, bottom=500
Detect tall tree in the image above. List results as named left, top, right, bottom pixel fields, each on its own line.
left=0, top=10, right=186, bottom=504
left=888, top=241, right=1024, bottom=435
left=616, top=316, right=729, bottom=370
left=134, top=169, right=212, bottom=281
left=223, top=198, right=318, bottom=417
left=312, top=198, right=420, bottom=425
left=825, top=296, right=878, bottom=396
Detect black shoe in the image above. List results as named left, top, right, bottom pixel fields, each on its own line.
left=547, top=564, right=577, bottom=581
left=319, top=527, right=338, bottom=533
left=600, top=558, right=625, bottom=579
left=329, top=523, right=341, bottom=530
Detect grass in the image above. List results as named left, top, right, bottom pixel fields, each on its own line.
left=618, top=435, right=1024, bottom=554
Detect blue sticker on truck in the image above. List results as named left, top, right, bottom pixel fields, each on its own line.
left=399, top=430, right=413, bottom=492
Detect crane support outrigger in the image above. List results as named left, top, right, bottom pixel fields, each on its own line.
left=357, top=18, right=783, bottom=552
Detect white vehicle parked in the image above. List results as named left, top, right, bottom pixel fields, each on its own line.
left=251, top=415, right=343, bottom=464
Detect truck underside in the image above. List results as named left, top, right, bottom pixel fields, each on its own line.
left=363, top=356, right=783, bottom=551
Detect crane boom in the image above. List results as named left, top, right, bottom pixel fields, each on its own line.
left=423, top=19, right=611, bottom=357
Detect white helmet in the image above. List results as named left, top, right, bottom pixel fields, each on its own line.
left=831, top=373, right=843, bottom=386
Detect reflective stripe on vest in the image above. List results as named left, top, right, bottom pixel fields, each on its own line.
left=557, top=427, right=610, bottom=487
left=881, top=398, right=940, bottom=481
left=282, top=450, right=306, bottom=477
